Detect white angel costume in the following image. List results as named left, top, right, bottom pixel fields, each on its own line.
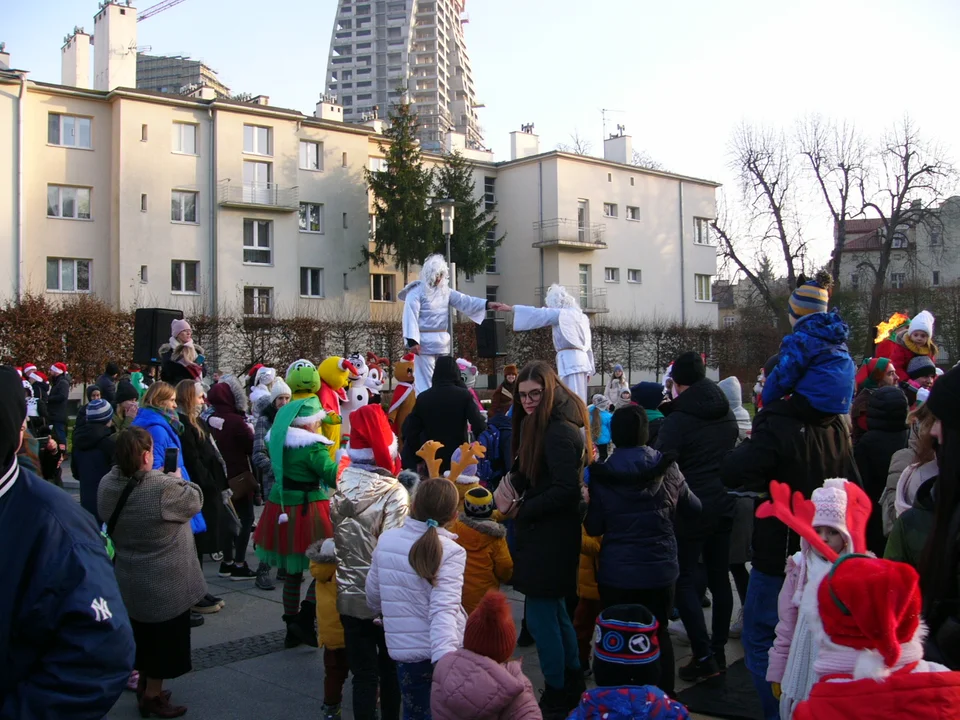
left=399, top=254, right=488, bottom=394
left=512, top=284, right=595, bottom=403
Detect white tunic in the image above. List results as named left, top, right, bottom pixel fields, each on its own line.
left=513, top=305, right=596, bottom=378
left=399, top=281, right=488, bottom=356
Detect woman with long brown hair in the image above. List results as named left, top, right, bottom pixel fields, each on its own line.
left=509, top=360, right=591, bottom=717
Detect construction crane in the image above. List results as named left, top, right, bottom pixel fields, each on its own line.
left=138, top=0, right=188, bottom=22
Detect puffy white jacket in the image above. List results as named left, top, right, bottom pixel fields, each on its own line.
left=366, top=518, right=467, bottom=663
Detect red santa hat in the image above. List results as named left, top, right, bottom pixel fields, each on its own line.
left=347, top=404, right=400, bottom=474
left=818, top=555, right=922, bottom=677
left=22, top=363, right=37, bottom=377
left=49, top=362, right=67, bottom=376
left=248, top=363, right=265, bottom=380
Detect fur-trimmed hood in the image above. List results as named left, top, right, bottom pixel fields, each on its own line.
left=208, top=374, right=248, bottom=415
left=306, top=538, right=338, bottom=564
left=456, top=513, right=506, bottom=538
left=266, top=425, right=334, bottom=448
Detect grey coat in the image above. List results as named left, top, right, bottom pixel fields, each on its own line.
left=98, top=467, right=206, bottom=623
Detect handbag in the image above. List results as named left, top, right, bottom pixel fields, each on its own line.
left=222, top=490, right=242, bottom=536
left=494, top=472, right=523, bottom=520
left=101, top=479, right=137, bottom=563
left=228, top=459, right=258, bottom=500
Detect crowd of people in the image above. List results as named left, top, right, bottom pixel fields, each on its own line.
left=7, top=268, right=960, bottom=720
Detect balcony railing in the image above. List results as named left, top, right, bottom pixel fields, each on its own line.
left=218, top=180, right=299, bottom=212
left=536, top=285, right=609, bottom=314
left=532, top=218, right=607, bottom=251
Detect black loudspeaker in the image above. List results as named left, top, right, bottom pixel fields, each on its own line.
left=476, top=318, right=507, bottom=358
left=134, top=308, right=184, bottom=365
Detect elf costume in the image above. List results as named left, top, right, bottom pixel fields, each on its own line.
left=875, top=310, right=938, bottom=383
left=253, top=395, right=339, bottom=575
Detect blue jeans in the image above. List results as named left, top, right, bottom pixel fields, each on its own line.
left=396, top=659, right=434, bottom=720
left=53, top=421, right=67, bottom=448
left=526, top=596, right=580, bottom=688
left=742, top=568, right=783, bottom=720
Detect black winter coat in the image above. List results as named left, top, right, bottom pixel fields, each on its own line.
left=47, top=374, right=71, bottom=425
left=585, top=446, right=701, bottom=590
left=654, top=378, right=738, bottom=537
left=95, top=374, right=118, bottom=406
left=400, top=357, right=487, bottom=474
left=159, top=349, right=196, bottom=387
left=70, top=422, right=117, bottom=523
left=721, top=395, right=859, bottom=576
left=855, top=385, right=909, bottom=555
left=178, top=413, right=227, bottom=554
left=510, top=389, right=585, bottom=599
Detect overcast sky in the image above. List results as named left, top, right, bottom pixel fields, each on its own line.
left=6, top=0, right=960, bottom=266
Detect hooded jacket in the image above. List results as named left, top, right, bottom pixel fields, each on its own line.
left=449, top=515, right=514, bottom=614
left=719, top=376, right=751, bottom=442
left=510, top=387, right=585, bottom=599
left=178, top=411, right=226, bottom=554
left=880, top=423, right=923, bottom=536
left=568, top=686, right=691, bottom=720
left=721, top=396, right=859, bottom=576
left=431, top=650, right=542, bottom=720
left=762, top=310, right=856, bottom=415
left=46, top=372, right=71, bottom=425
left=585, top=446, right=701, bottom=589
left=207, top=377, right=253, bottom=479
left=331, top=463, right=410, bottom=619
left=95, top=373, right=118, bottom=407
left=578, top=528, right=601, bottom=601
left=131, top=407, right=190, bottom=481
left=306, top=539, right=345, bottom=649
left=855, top=385, right=909, bottom=554
left=884, top=476, right=936, bottom=570
left=654, top=377, right=738, bottom=534
left=70, top=421, right=117, bottom=522
left=401, top=356, right=487, bottom=473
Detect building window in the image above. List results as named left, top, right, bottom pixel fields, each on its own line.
left=141, top=124, right=148, bottom=142
left=630, top=176, right=635, bottom=187
left=139, top=265, right=148, bottom=283
left=486, top=228, right=498, bottom=273
left=931, top=230, right=942, bottom=246
left=243, top=219, right=272, bottom=264
left=693, top=217, right=712, bottom=245
left=46, top=257, right=91, bottom=293
left=486, top=285, right=498, bottom=319
left=850, top=273, right=860, bottom=289
left=300, top=267, right=325, bottom=297
left=371, top=273, right=395, bottom=301
left=607, top=172, right=612, bottom=183
left=47, top=113, right=92, bottom=149
left=171, top=260, right=199, bottom=293
left=603, top=203, right=618, bottom=218
left=464, top=271, right=474, bottom=282
left=140, top=194, right=148, bottom=212
left=604, top=267, right=620, bottom=283
left=243, top=124, right=272, bottom=155
left=342, top=152, right=348, bottom=167
left=933, top=270, right=941, bottom=286
left=171, top=190, right=198, bottom=223
left=171, top=122, right=198, bottom=154
left=343, top=212, right=348, bottom=229
left=243, top=286, right=273, bottom=316
left=890, top=272, right=906, bottom=289
left=627, top=268, right=642, bottom=284
left=299, top=202, right=324, bottom=233
left=695, top=273, right=713, bottom=301
left=723, top=315, right=736, bottom=328
left=891, top=232, right=908, bottom=249
left=299, top=140, right=323, bottom=171
left=626, top=206, right=639, bottom=221
left=484, top=177, right=496, bottom=211
left=47, top=185, right=91, bottom=220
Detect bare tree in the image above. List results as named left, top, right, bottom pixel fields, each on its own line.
left=797, top=115, right=867, bottom=288
left=857, top=117, right=955, bottom=353
left=631, top=149, right=665, bottom=171
left=556, top=130, right=593, bottom=156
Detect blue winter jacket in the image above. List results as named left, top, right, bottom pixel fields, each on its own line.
left=131, top=407, right=191, bottom=481
left=569, top=686, right=691, bottom=720
left=584, top=446, right=701, bottom=590
left=588, top=405, right=613, bottom=445
left=762, top=311, right=856, bottom=415
left=1, top=464, right=135, bottom=718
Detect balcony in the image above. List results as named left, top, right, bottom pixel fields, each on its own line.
left=536, top=286, right=609, bottom=314
left=532, top=218, right=607, bottom=251
left=218, top=181, right=299, bottom=212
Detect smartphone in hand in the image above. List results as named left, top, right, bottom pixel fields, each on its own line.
left=163, top=447, right=179, bottom=474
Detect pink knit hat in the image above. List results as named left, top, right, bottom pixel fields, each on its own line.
left=810, top=479, right=854, bottom=554
left=171, top=318, right=191, bottom=339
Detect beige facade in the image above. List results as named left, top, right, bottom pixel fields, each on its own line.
left=0, top=70, right=720, bottom=328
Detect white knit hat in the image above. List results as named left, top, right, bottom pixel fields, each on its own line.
left=810, top=478, right=854, bottom=554
left=270, top=378, right=291, bottom=402
left=910, top=310, right=935, bottom=339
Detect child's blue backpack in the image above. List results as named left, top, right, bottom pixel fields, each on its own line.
left=475, top=422, right=502, bottom=485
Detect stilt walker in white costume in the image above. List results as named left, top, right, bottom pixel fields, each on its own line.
left=399, top=254, right=506, bottom=395
left=501, top=284, right=595, bottom=403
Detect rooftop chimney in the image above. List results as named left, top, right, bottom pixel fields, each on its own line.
left=93, top=1, right=138, bottom=91
left=62, top=28, right=91, bottom=89
left=510, top=123, right=539, bottom=160
left=315, top=94, right=343, bottom=121
left=603, top=130, right=632, bottom=165
left=0, top=42, right=10, bottom=70
left=185, top=84, right=217, bottom=100
left=251, top=94, right=270, bottom=106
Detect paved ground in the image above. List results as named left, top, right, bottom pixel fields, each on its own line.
left=62, top=472, right=741, bottom=719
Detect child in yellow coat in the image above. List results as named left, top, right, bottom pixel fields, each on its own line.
left=574, top=526, right=602, bottom=671
left=306, top=538, right=349, bottom=719
left=449, top=487, right=514, bottom=614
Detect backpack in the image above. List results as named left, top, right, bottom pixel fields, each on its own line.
left=475, top=422, right=503, bottom=485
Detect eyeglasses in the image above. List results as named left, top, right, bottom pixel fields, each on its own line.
left=518, top=389, right=543, bottom=402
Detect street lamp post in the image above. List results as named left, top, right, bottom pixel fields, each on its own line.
left=435, top=198, right=456, bottom=353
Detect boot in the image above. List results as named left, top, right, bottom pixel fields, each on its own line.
left=517, top=618, right=535, bottom=647
left=138, top=694, right=187, bottom=718
left=285, top=602, right=319, bottom=648
left=564, top=667, right=586, bottom=707
left=539, top=684, right=571, bottom=720
left=282, top=614, right=302, bottom=649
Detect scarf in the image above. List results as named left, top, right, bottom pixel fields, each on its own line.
left=645, top=408, right=664, bottom=423
left=895, top=461, right=938, bottom=517
left=903, top=334, right=937, bottom=357
left=149, top=405, right=184, bottom=435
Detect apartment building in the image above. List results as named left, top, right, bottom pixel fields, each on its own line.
left=325, top=0, right=483, bottom=151
left=136, top=54, right=232, bottom=98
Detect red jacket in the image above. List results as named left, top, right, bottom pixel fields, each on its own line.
left=794, top=666, right=960, bottom=720
left=876, top=338, right=936, bottom=383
